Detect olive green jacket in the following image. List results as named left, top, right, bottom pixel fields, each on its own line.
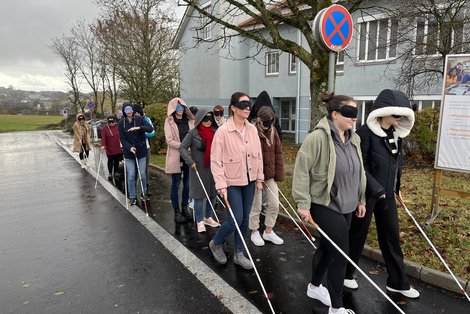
left=292, top=117, right=366, bottom=210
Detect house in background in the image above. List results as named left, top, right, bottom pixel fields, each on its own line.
left=172, top=1, right=451, bottom=143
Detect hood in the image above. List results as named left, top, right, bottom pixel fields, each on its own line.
left=76, top=113, right=86, bottom=121
left=250, top=90, right=273, bottom=120
left=167, top=97, right=195, bottom=120
left=121, top=102, right=134, bottom=114
left=367, top=89, right=415, bottom=138
left=314, top=116, right=332, bottom=136
left=194, top=108, right=215, bottom=127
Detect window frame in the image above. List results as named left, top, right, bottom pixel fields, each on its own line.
left=200, top=1, right=212, bottom=40
left=288, top=54, right=297, bottom=74
left=266, top=51, right=280, bottom=76
left=356, top=14, right=398, bottom=63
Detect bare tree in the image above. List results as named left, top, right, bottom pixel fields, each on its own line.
left=95, top=0, right=180, bottom=107
left=178, top=0, right=365, bottom=127
left=72, top=20, right=105, bottom=115
left=353, top=0, right=470, bottom=96
left=50, top=35, right=82, bottom=113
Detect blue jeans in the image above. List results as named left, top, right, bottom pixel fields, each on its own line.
left=194, top=197, right=216, bottom=223
left=170, top=162, right=189, bottom=209
left=125, top=157, right=147, bottom=199
left=212, top=182, right=255, bottom=253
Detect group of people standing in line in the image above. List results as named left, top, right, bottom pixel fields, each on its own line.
left=73, top=102, right=155, bottom=206
left=73, top=88, right=419, bottom=314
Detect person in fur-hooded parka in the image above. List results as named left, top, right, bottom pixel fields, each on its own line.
left=345, top=89, right=420, bottom=298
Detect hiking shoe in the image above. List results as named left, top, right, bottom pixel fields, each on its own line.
left=233, top=252, right=253, bottom=270
left=197, top=221, right=206, bottom=233
left=263, top=230, right=284, bottom=245
left=203, top=217, right=220, bottom=227
left=250, top=231, right=265, bottom=246
left=386, top=286, right=420, bottom=298
left=130, top=198, right=137, bottom=206
left=344, top=278, right=358, bottom=289
left=307, top=283, right=331, bottom=306
left=328, top=307, right=355, bottom=314
left=209, top=240, right=227, bottom=264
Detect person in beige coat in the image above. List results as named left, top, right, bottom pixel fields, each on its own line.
left=72, top=113, right=92, bottom=169
left=164, top=98, right=195, bottom=223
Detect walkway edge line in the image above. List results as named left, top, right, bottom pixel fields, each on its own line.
left=56, top=137, right=262, bottom=314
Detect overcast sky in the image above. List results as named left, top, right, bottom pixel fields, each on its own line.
left=0, top=0, right=185, bottom=92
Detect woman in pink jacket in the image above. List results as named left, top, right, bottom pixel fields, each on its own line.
left=209, top=92, right=264, bottom=270
left=164, top=98, right=195, bottom=223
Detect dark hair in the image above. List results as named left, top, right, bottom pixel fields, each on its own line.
left=321, top=92, right=355, bottom=119
left=189, top=106, right=198, bottom=115
left=228, top=92, right=249, bottom=116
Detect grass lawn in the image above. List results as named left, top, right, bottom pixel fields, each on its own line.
left=150, top=142, right=470, bottom=280
left=0, top=114, right=63, bottom=133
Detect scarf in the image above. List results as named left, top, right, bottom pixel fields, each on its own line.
left=197, top=124, right=215, bottom=168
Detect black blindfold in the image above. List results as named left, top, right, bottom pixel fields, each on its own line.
left=337, top=105, right=358, bottom=118
left=233, top=101, right=251, bottom=110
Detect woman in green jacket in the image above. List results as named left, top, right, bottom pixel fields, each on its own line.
left=292, top=93, right=366, bottom=314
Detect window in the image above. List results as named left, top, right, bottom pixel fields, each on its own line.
left=415, top=16, right=464, bottom=55
left=289, top=54, right=297, bottom=74
left=200, top=3, right=212, bottom=40
left=357, top=17, right=398, bottom=62
left=336, top=51, right=344, bottom=74
left=266, top=51, right=280, bottom=75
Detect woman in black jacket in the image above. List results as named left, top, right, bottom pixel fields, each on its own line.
left=345, top=89, right=420, bottom=299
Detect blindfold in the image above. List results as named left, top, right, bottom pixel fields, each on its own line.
left=201, top=115, right=213, bottom=123
left=214, top=111, right=224, bottom=117
left=336, top=105, right=358, bottom=118
left=262, top=118, right=274, bottom=128
left=233, top=101, right=251, bottom=110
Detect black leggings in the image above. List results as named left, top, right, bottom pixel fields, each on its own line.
left=310, top=204, right=352, bottom=308
left=79, top=143, right=89, bottom=160
left=107, top=153, right=123, bottom=176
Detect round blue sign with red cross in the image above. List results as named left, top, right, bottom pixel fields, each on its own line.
left=87, top=101, right=95, bottom=109
left=319, top=5, right=353, bottom=52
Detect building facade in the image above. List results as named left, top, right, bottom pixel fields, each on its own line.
left=173, top=1, right=449, bottom=143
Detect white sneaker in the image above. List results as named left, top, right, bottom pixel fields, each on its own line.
left=250, top=231, right=265, bottom=246
left=386, top=286, right=420, bottom=298
left=203, top=217, right=220, bottom=228
left=328, top=307, right=355, bottom=314
left=306, top=283, right=331, bottom=306
left=80, top=160, right=86, bottom=169
left=197, top=221, right=206, bottom=233
left=262, top=230, right=284, bottom=245
left=344, top=278, right=358, bottom=289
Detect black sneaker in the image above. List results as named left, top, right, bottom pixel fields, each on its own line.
left=130, top=198, right=137, bottom=206
left=107, top=175, right=113, bottom=181
left=146, top=190, right=152, bottom=197
left=141, top=194, right=150, bottom=202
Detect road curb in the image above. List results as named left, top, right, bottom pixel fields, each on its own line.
left=149, top=163, right=470, bottom=296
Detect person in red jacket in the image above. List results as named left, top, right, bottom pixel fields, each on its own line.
left=101, top=115, right=123, bottom=181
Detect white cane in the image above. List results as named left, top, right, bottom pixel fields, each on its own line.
left=397, top=195, right=470, bottom=302
left=94, top=150, right=103, bottom=189
left=263, top=183, right=316, bottom=248
left=220, top=195, right=275, bottom=314
left=194, top=168, right=220, bottom=223
left=307, top=217, right=406, bottom=314
left=123, top=158, right=128, bottom=209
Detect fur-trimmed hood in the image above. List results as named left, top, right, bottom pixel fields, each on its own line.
left=366, top=89, right=415, bottom=138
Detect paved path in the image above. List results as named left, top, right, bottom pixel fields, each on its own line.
left=1, top=130, right=468, bottom=314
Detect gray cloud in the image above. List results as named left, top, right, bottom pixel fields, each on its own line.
left=0, top=0, right=100, bottom=91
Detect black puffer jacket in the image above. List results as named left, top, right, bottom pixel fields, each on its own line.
left=357, top=89, right=415, bottom=198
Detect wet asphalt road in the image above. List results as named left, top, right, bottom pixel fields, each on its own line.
left=0, top=131, right=469, bottom=314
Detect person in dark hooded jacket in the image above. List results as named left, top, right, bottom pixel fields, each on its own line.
left=118, top=102, right=153, bottom=206
left=179, top=108, right=220, bottom=233
left=249, top=91, right=282, bottom=138
left=344, top=89, right=420, bottom=299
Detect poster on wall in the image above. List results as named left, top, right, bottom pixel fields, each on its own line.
left=435, top=54, right=470, bottom=173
